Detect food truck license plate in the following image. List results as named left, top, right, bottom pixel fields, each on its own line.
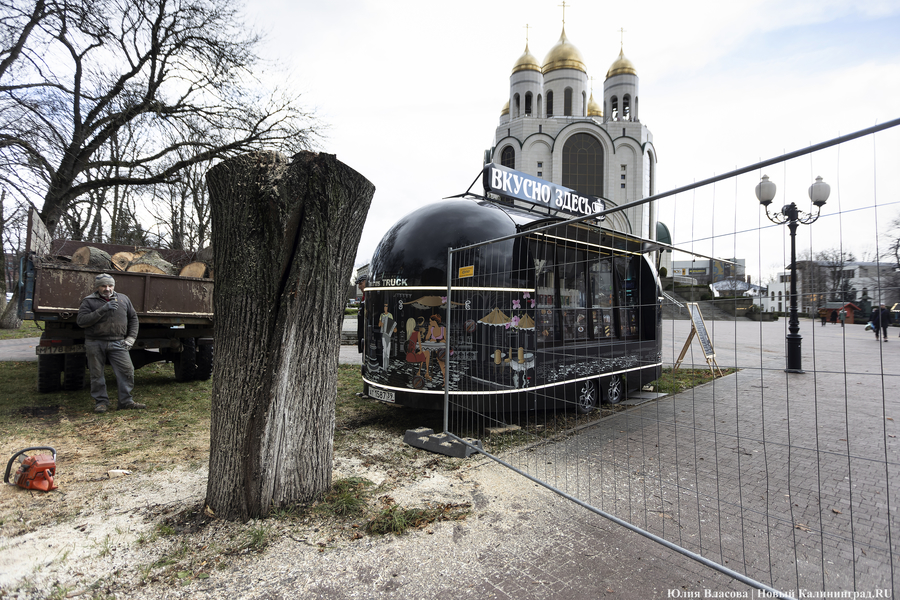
left=369, top=387, right=395, bottom=403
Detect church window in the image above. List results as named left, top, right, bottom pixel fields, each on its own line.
left=525, top=92, right=533, bottom=116
left=611, top=96, right=618, bottom=120
left=537, top=162, right=543, bottom=168
left=623, top=95, right=631, bottom=121
left=513, top=94, right=520, bottom=118
left=564, top=87, right=572, bottom=116
left=547, top=91, right=554, bottom=117
left=501, top=146, right=515, bottom=169
left=562, top=133, right=603, bottom=197
left=582, top=91, right=586, bottom=116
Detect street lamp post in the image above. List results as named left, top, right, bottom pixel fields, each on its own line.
left=756, top=175, right=831, bottom=373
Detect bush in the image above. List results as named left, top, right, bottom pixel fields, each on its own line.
left=658, top=266, right=668, bottom=278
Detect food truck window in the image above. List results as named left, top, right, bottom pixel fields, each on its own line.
left=559, top=246, right=588, bottom=342
left=590, top=257, right=614, bottom=338
left=613, top=256, right=638, bottom=339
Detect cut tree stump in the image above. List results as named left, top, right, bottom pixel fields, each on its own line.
left=125, top=249, right=175, bottom=275
left=72, top=246, right=113, bottom=269
left=179, top=261, right=210, bottom=278
left=204, top=150, right=375, bottom=521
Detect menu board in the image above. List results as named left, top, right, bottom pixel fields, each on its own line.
left=688, top=303, right=715, bottom=358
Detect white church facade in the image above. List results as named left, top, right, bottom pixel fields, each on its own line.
left=487, top=24, right=658, bottom=242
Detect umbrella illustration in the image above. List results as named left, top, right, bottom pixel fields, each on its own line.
left=516, top=313, right=536, bottom=330
left=407, top=295, right=463, bottom=310
left=478, top=307, right=510, bottom=326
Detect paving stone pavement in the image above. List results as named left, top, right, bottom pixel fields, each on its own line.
left=473, top=319, right=900, bottom=597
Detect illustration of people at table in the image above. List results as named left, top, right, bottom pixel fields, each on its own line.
left=425, top=314, right=448, bottom=380
left=377, top=304, right=396, bottom=372
left=405, top=317, right=431, bottom=382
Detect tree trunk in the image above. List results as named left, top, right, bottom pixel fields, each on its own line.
left=204, top=151, right=374, bottom=521
left=0, top=287, right=22, bottom=329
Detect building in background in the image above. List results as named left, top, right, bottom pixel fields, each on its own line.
left=758, top=261, right=899, bottom=315
left=487, top=20, right=660, bottom=241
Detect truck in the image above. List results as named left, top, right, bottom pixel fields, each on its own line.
left=17, top=209, right=214, bottom=392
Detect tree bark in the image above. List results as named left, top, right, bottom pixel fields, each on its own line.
left=204, top=151, right=374, bottom=521
left=0, top=287, right=22, bottom=330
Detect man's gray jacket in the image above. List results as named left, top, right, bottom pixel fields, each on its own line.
left=76, top=292, right=139, bottom=341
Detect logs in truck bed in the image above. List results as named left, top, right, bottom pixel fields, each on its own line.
left=69, top=245, right=212, bottom=279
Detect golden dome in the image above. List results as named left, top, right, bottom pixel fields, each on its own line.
left=501, top=100, right=509, bottom=116
left=606, top=47, right=637, bottom=78
left=512, top=43, right=541, bottom=74
left=542, top=27, right=586, bottom=74
left=587, top=93, right=602, bottom=117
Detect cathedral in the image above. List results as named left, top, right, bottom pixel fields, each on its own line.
left=488, top=24, right=658, bottom=239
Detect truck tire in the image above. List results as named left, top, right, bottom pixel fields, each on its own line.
left=63, top=353, right=87, bottom=390
left=194, top=342, right=213, bottom=381
left=173, top=337, right=197, bottom=382
left=37, top=354, right=64, bottom=393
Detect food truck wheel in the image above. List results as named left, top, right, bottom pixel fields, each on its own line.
left=576, top=379, right=598, bottom=414
left=603, top=375, right=625, bottom=405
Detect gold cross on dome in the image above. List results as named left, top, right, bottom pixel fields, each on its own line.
left=524, top=23, right=531, bottom=45
left=559, top=1, right=568, bottom=26
left=619, top=26, right=627, bottom=48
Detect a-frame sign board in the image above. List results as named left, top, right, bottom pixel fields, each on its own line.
left=673, top=303, right=723, bottom=377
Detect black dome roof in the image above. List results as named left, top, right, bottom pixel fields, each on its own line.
left=369, top=199, right=541, bottom=288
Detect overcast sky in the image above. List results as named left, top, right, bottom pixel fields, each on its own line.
left=247, top=0, right=900, bottom=282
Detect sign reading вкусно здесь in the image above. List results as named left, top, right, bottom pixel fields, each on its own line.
left=483, top=163, right=606, bottom=220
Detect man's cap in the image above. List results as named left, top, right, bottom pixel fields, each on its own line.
left=94, top=273, right=115, bottom=287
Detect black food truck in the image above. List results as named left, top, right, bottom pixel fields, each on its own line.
left=361, top=165, right=662, bottom=413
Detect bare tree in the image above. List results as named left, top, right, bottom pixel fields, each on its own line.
left=205, top=151, right=374, bottom=521
left=816, top=248, right=857, bottom=302
left=1, top=0, right=318, bottom=237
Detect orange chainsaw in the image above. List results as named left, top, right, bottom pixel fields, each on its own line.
left=4, top=447, right=58, bottom=492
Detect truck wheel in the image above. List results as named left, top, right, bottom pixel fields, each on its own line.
left=603, top=375, right=625, bottom=405
left=576, top=379, right=598, bottom=414
left=173, top=338, right=197, bottom=382
left=37, top=354, right=64, bottom=393
left=63, top=353, right=87, bottom=390
left=194, top=342, right=213, bottom=381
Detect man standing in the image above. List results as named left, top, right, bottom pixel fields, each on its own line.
left=377, top=303, right=395, bottom=372
left=872, top=303, right=890, bottom=342
left=76, top=273, right=145, bottom=413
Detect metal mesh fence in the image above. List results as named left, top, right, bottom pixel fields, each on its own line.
left=443, top=120, right=900, bottom=597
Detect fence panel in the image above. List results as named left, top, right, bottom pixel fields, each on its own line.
left=443, top=122, right=900, bottom=597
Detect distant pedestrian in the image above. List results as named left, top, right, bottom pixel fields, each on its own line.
left=820, top=310, right=827, bottom=326
left=830, top=310, right=838, bottom=325
left=838, top=308, right=846, bottom=328
left=872, top=303, right=890, bottom=341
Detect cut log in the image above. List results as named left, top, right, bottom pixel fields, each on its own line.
left=111, top=252, right=134, bottom=271
left=126, top=249, right=175, bottom=275
left=126, top=263, right=168, bottom=275
left=179, top=261, right=209, bottom=278
left=72, top=246, right=113, bottom=269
